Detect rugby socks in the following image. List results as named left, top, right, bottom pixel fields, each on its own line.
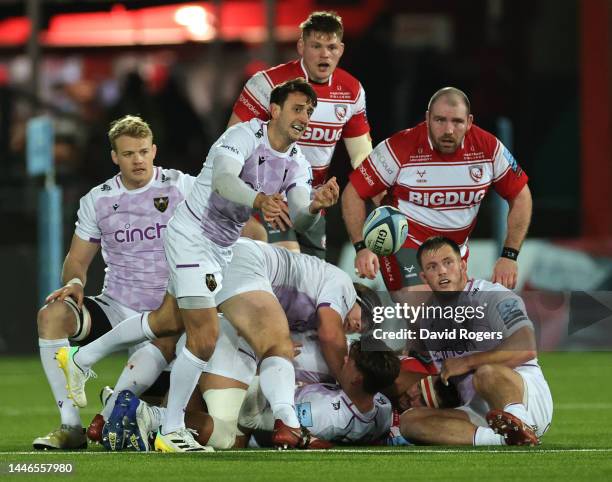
left=503, top=402, right=534, bottom=426
left=74, top=312, right=155, bottom=369
left=39, top=338, right=81, bottom=427
left=161, top=346, right=207, bottom=434
left=474, top=427, right=504, bottom=446
left=101, top=343, right=168, bottom=420
left=259, top=356, right=300, bottom=428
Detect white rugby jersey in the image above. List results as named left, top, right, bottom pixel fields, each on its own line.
left=419, top=278, right=540, bottom=404
left=234, top=239, right=357, bottom=332
left=75, top=167, right=194, bottom=311
left=295, top=383, right=392, bottom=444
left=233, top=60, right=370, bottom=187
left=292, top=330, right=335, bottom=385
left=173, top=119, right=312, bottom=247
left=350, top=122, right=528, bottom=251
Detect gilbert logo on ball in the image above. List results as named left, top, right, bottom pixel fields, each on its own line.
left=362, top=206, right=409, bottom=256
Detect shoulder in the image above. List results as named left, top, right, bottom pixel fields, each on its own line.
left=382, top=124, right=425, bottom=161
left=263, top=60, right=303, bottom=85
left=465, top=124, right=499, bottom=154
left=156, top=167, right=189, bottom=184
left=83, top=175, right=120, bottom=202
left=467, top=278, right=509, bottom=294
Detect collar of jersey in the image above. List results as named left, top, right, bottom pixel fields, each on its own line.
left=299, top=58, right=333, bottom=86
left=262, top=122, right=296, bottom=158
left=115, top=166, right=159, bottom=194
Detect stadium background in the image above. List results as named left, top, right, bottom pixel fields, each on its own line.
left=0, top=1, right=611, bottom=476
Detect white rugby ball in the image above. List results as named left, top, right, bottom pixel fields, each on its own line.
left=362, top=206, right=409, bottom=256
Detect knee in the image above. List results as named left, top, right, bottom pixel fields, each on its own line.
left=186, top=325, right=219, bottom=360
left=399, top=408, right=428, bottom=438
left=37, top=303, right=71, bottom=338
left=473, top=364, right=501, bottom=391
left=259, top=334, right=294, bottom=361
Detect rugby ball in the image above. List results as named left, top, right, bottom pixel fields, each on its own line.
left=362, top=206, right=408, bottom=256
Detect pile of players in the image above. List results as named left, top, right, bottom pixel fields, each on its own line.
left=33, top=11, right=552, bottom=453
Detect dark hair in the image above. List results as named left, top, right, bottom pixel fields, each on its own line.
left=427, top=86, right=471, bottom=115
left=416, top=236, right=462, bottom=268
left=300, top=11, right=343, bottom=40
left=354, top=283, right=382, bottom=333
left=269, top=78, right=317, bottom=109
left=350, top=338, right=400, bottom=395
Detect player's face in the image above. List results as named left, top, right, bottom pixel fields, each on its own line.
left=426, top=100, right=473, bottom=154
left=271, top=92, right=314, bottom=144
left=343, top=303, right=362, bottom=334
left=297, top=31, right=344, bottom=83
left=111, top=135, right=156, bottom=190
left=419, top=245, right=467, bottom=292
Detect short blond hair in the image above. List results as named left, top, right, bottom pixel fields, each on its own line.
left=108, top=115, right=153, bottom=151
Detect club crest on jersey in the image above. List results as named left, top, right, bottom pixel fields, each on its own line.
left=205, top=274, right=217, bottom=292
left=154, top=197, right=169, bottom=212
left=469, top=165, right=484, bottom=183
left=334, top=104, right=347, bottom=121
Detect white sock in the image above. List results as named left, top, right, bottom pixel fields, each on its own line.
left=474, top=426, right=504, bottom=445
left=75, top=313, right=155, bottom=369
left=259, top=356, right=299, bottom=428
left=101, top=343, right=168, bottom=420
left=39, top=338, right=81, bottom=427
left=504, top=403, right=533, bottom=425
left=161, top=347, right=207, bottom=434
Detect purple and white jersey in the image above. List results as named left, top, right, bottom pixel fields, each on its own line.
left=75, top=167, right=194, bottom=311
left=295, top=383, right=392, bottom=444
left=174, top=118, right=313, bottom=247
left=419, top=278, right=539, bottom=404
left=254, top=240, right=357, bottom=332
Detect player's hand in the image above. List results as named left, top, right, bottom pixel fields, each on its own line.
left=309, top=177, right=340, bottom=213
left=255, top=193, right=285, bottom=222
left=491, top=257, right=518, bottom=289
left=440, top=357, right=472, bottom=386
left=355, top=248, right=379, bottom=280
left=45, top=282, right=85, bottom=309
left=269, top=201, right=292, bottom=231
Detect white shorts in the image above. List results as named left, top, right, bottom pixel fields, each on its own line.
left=457, top=364, right=553, bottom=437
left=216, top=239, right=273, bottom=306
left=205, top=315, right=257, bottom=385
left=164, top=215, right=233, bottom=308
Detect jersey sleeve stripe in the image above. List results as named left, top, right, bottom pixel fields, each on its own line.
left=384, top=139, right=402, bottom=169
left=243, top=86, right=269, bottom=112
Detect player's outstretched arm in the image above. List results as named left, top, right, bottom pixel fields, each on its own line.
left=342, top=182, right=379, bottom=279
left=492, top=185, right=532, bottom=289
left=45, top=235, right=100, bottom=308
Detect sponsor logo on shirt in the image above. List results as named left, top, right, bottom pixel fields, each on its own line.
left=301, top=126, right=343, bottom=143
left=334, top=104, right=347, bottom=121
left=114, top=223, right=167, bottom=243
left=239, top=93, right=261, bottom=117
left=408, top=189, right=487, bottom=207
left=101, top=184, right=111, bottom=191
left=220, top=144, right=240, bottom=155
left=358, top=164, right=375, bottom=187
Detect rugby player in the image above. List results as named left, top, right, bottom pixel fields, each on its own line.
left=231, top=11, right=372, bottom=257
left=34, top=116, right=194, bottom=450
left=342, top=87, right=532, bottom=299
left=399, top=236, right=553, bottom=446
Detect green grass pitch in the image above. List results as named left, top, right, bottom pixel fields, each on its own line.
left=1, top=353, right=611, bottom=481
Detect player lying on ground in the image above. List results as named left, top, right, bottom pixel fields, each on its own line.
left=33, top=115, right=194, bottom=450
left=94, top=238, right=379, bottom=450
left=398, top=236, right=553, bottom=446
left=56, top=79, right=340, bottom=452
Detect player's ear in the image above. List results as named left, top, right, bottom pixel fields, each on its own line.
left=111, top=150, right=119, bottom=166
left=338, top=41, right=345, bottom=57
left=297, top=37, right=304, bottom=56
left=270, top=102, right=281, bottom=119
left=151, top=143, right=157, bottom=158
left=419, top=271, right=427, bottom=284
left=466, top=114, right=474, bottom=131
left=425, top=110, right=430, bottom=124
